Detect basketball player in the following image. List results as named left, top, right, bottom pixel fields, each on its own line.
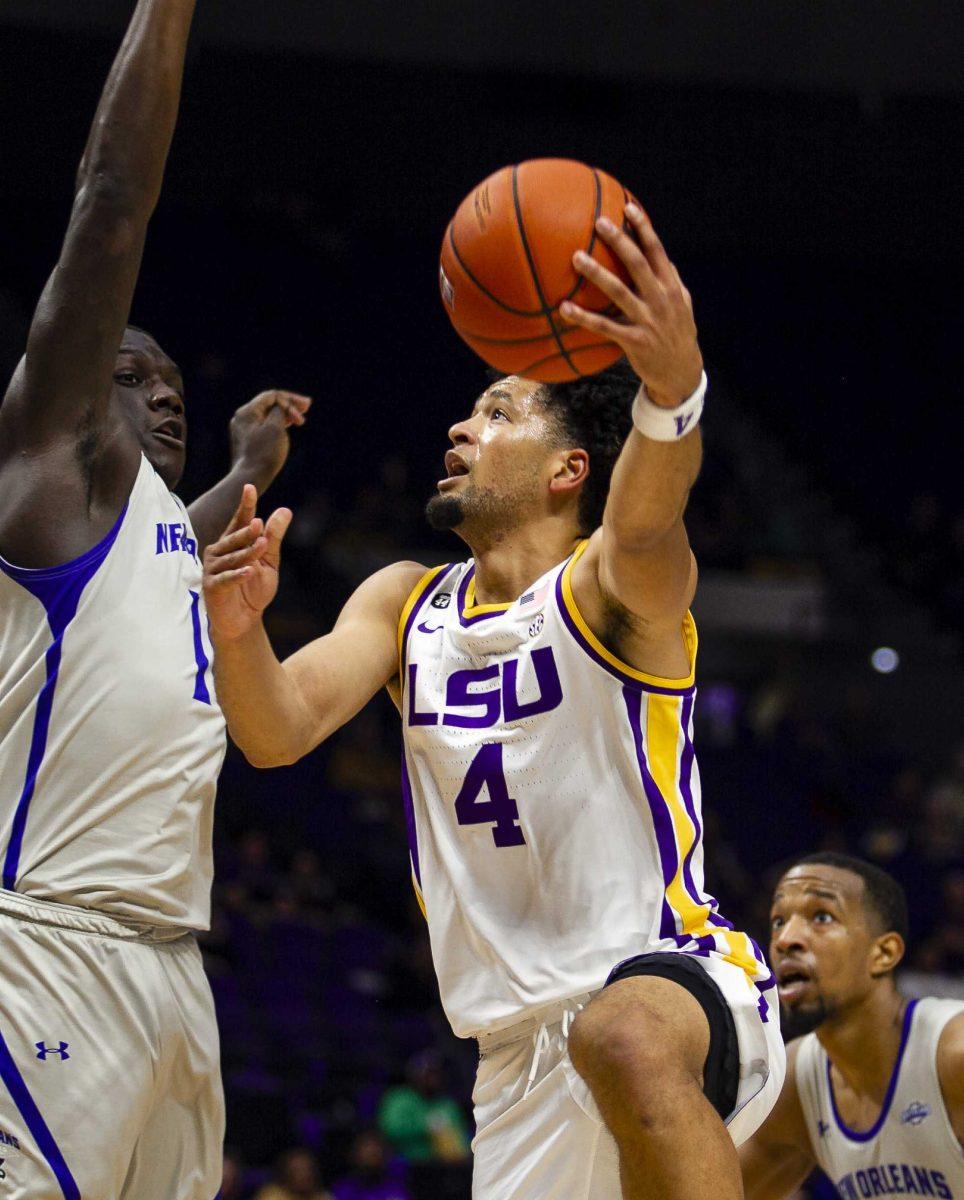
left=0, top=3, right=308, bottom=1197
left=740, top=853, right=964, bottom=1199
left=203, top=206, right=785, bottom=1199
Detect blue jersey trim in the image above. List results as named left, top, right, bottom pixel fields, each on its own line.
left=0, top=504, right=128, bottom=891
left=0, top=1024, right=80, bottom=1199
left=826, top=998, right=917, bottom=1143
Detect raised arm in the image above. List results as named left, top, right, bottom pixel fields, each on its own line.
left=188, top=389, right=312, bottom=553
left=738, top=1042, right=816, bottom=1200
left=0, top=0, right=196, bottom=457
left=203, top=486, right=424, bottom=767
left=561, top=206, right=702, bottom=643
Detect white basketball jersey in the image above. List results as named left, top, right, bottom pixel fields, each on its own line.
left=0, top=454, right=226, bottom=929
left=795, top=998, right=964, bottom=1199
left=398, top=541, right=774, bottom=1039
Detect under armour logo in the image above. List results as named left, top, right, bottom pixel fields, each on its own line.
left=901, top=1101, right=930, bottom=1126
left=817, top=1119, right=830, bottom=1138
left=35, top=1041, right=70, bottom=1062
left=675, top=413, right=694, bottom=437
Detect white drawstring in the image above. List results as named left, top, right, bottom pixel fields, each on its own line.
left=523, top=1021, right=551, bottom=1098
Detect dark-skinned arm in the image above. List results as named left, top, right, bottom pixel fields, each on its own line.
left=187, top=389, right=312, bottom=553
left=739, top=1042, right=817, bottom=1200
left=937, top=1012, right=964, bottom=1144
left=0, top=0, right=197, bottom=462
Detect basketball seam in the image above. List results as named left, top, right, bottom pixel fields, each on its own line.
left=455, top=308, right=620, bottom=346
left=557, top=168, right=604, bottom=307
left=510, top=165, right=578, bottom=376
left=518, top=341, right=619, bottom=378
left=447, top=224, right=546, bottom=318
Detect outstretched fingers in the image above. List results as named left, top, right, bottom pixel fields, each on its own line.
left=262, top=507, right=293, bottom=568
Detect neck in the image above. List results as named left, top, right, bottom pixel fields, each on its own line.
left=817, top=985, right=907, bottom=1103
left=467, top=515, right=582, bottom=605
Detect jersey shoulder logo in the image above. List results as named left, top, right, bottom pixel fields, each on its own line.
left=431, top=592, right=451, bottom=609
left=528, top=614, right=544, bottom=637
left=816, top=1118, right=830, bottom=1138
left=900, top=1100, right=930, bottom=1126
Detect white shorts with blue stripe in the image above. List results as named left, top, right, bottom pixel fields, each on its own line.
left=0, top=889, right=223, bottom=1200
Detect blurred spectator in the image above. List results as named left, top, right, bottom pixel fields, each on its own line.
left=255, top=1149, right=331, bottom=1200
left=378, top=1052, right=470, bottom=1165
left=330, top=1129, right=410, bottom=1200
left=221, top=1148, right=248, bottom=1200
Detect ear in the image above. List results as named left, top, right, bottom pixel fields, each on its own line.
left=547, top=447, right=589, bottom=496
left=868, top=931, right=905, bottom=979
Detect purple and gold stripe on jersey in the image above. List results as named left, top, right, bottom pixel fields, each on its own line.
left=396, top=562, right=458, bottom=670
left=623, top=681, right=771, bottom=991
left=555, top=541, right=698, bottom=696
left=457, top=565, right=512, bottom=626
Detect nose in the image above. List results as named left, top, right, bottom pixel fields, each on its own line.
left=448, top=414, right=479, bottom=447
left=772, top=914, right=809, bottom=957
left=148, top=382, right=184, bottom=416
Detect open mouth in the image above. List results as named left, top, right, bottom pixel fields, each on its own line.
left=776, top=962, right=814, bottom=1003
left=438, top=451, right=470, bottom=489
left=152, top=421, right=184, bottom=449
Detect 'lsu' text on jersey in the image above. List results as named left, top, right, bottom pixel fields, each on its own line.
left=0, top=455, right=226, bottom=929
left=795, top=998, right=964, bottom=1199
left=399, top=541, right=773, bottom=1039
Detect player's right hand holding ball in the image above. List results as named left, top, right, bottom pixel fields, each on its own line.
left=202, top=485, right=292, bottom=640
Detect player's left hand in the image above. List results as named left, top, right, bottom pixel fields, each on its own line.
left=229, top=389, right=312, bottom=486
left=560, top=205, right=703, bottom=409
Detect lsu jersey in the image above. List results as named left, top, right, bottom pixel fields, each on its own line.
left=398, top=540, right=774, bottom=1039
left=795, top=998, right=964, bottom=1199
left=0, top=454, right=226, bottom=929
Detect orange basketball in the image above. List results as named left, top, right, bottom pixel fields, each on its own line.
left=439, top=158, right=638, bottom=382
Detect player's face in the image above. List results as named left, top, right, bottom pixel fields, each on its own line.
left=113, top=328, right=187, bottom=489
left=426, top=376, right=564, bottom=540
left=769, top=865, right=880, bottom=1037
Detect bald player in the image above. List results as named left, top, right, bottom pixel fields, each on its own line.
left=740, top=852, right=964, bottom=1199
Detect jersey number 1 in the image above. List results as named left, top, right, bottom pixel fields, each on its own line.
left=454, top=743, right=525, bottom=848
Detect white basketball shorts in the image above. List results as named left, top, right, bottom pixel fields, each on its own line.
left=0, top=889, right=223, bottom=1200
left=471, top=953, right=786, bottom=1200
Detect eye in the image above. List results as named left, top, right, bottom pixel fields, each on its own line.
left=770, top=915, right=784, bottom=931
left=114, top=372, right=142, bottom=387
left=814, top=910, right=835, bottom=924
left=491, top=407, right=509, bottom=421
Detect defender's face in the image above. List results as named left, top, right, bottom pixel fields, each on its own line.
left=769, top=864, right=878, bottom=1028
left=428, top=375, right=558, bottom=538
left=114, top=328, right=187, bottom=489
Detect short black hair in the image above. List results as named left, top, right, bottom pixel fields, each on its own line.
left=790, top=852, right=909, bottom=942
left=536, top=359, right=637, bottom=535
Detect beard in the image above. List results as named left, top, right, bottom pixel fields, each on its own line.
left=780, top=996, right=833, bottom=1040
left=425, top=478, right=532, bottom=540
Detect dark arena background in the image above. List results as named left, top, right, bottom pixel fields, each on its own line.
left=1, top=4, right=962, bottom=1197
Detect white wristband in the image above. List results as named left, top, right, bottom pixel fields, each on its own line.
left=631, top=371, right=707, bottom=442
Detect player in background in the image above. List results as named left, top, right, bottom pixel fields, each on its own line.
left=204, top=203, right=785, bottom=1199
left=740, top=853, right=964, bottom=1199
left=0, top=2, right=308, bottom=1197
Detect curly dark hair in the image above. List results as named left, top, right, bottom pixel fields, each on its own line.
left=536, top=359, right=638, bottom=535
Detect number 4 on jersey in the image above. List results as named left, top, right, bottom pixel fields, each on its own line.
left=454, top=743, right=526, bottom=848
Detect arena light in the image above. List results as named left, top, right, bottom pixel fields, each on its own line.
left=870, top=647, right=900, bottom=674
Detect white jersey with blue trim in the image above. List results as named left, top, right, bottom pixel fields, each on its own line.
left=795, top=998, right=964, bottom=1200
left=0, top=454, right=226, bottom=929
left=398, top=540, right=774, bottom=1039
